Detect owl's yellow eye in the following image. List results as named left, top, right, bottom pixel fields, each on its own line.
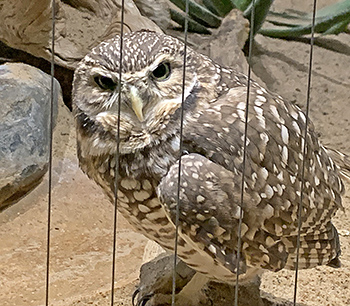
left=94, top=75, right=118, bottom=91
left=151, top=62, right=171, bottom=81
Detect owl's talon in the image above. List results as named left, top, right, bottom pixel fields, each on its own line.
left=132, top=287, right=153, bottom=306
left=132, top=288, right=140, bottom=306
left=137, top=294, right=153, bottom=306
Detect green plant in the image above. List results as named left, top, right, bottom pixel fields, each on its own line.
left=261, top=0, right=350, bottom=37
left=170, top=0, right=350, bottom=38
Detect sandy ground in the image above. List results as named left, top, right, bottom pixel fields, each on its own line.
left=1, top=0, right=350, bottom=305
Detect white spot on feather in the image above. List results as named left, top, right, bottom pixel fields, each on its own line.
left=281, top=125, right=289, bottom=144
left=265, top=185, right=274, bottom=199
left=138, top=204, right=151, bottom=213
left=197, top=195, right=205, bottom=203
left=208, top=244, right=217, bottom=255
left=237, top=102, right=246, bottom=110
left=134, top=190, right=151, bottom=201
left=270, top=105, right=283, bottom=123
left=314, top=176, right=320, bottom=186
left=259, top=167, right=269, bottom=180
left=292, top=121, right=301, bottom=134
left=282, top=146, right=288, bottom=165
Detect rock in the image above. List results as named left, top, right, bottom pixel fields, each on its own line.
left=204, top=277, right=265, bottom=306
left=0, top=63, right=61, bottom=209
left=133, top=0, right=171, bottom=30
left=209, top=9, right=249, bottom=72
left=135, top=254, right=197, bottom=306
left=142, top=240, right=166, bottom=264
left=0, top=0, right=162, bottom=70
left=206, top=9, right=264, bottom=84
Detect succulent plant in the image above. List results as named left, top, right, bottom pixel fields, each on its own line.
left=170, top=0, right=350, bottom=38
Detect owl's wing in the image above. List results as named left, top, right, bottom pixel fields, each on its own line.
left=157, top=153, right=249, bottom=277
left=159, top=84, right=342, bottom=273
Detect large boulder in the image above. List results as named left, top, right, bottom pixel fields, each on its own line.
left=0, top=63, right=60, bottom=209
left=0, top=0, right=162, bottom=69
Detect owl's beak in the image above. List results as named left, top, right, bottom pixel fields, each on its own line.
left=130, top=86, right=144, bottom=122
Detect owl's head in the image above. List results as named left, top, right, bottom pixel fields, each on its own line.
left=73, top=30, right=216, bottom=155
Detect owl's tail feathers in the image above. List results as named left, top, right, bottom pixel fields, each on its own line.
left=283, top=222, right=341, bottom=270
left=324, top=147, right=350, bottom=182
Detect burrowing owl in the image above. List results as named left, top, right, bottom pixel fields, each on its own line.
left=72, top=30, right=343, bottom=292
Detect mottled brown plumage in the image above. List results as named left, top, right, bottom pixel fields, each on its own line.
left=72, top=30, right=343, bottom=284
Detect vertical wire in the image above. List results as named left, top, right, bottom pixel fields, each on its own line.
left=110, top=1, right=125, bottom=305
left=172, top=0, right=189, bottom=305
left=293, top=0, right=317, bottom=304
left=234, top=1, right=255, bottom=305
left=45, top=1, right=56, bottom=305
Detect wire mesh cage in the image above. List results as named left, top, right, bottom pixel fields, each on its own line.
left=0, top=1, right=349, bottom=306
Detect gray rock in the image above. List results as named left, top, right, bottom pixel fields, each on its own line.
left=0, top=63, right=60, bottom=209
left=136, top=254, right=196, bottom=305
left=133, top=0, right=171, bottom=30
left=209, top=9, right=249, bottom=72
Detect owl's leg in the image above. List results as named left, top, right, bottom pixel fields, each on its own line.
left=175, top=272, right=208, bottom=302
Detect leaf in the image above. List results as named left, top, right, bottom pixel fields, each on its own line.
left=169, top=0, right=222, bottom=28
left=260, top=0, right=350, bottom=37
left=232, top=0, right=252, bottom=11
left=244, top=0, right=274, bottom=36
left=170, top=9, right=212, bottom=34
left=203, top=0, right=234, bottom=17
